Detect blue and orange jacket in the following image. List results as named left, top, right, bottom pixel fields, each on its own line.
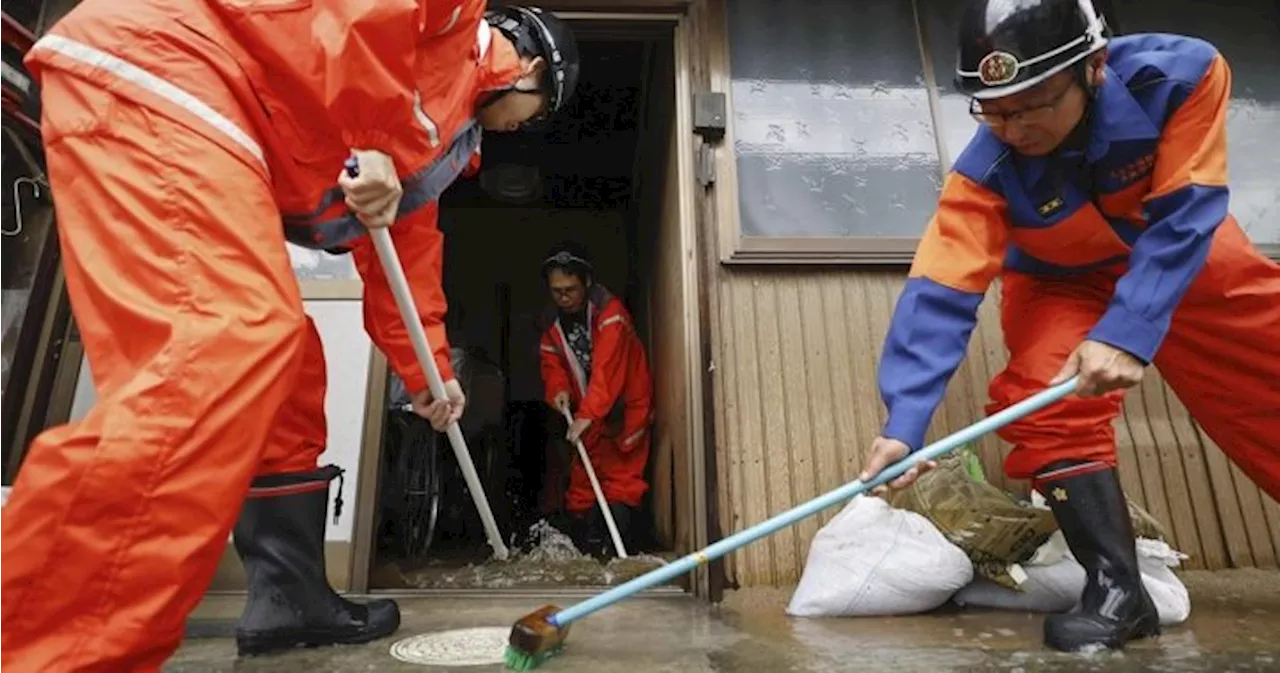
left=879, top=34, right=1235, bottom=451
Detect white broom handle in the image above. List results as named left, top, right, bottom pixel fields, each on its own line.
left=560, top=404, right=628, bottom=559
left=369, top=227, right=509, bottom=560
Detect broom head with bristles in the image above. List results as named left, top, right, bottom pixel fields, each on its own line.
left=504, top=604, right=570, bottom=671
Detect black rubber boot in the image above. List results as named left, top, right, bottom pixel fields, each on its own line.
left=1035, top=461, right=1160, bottom=652
left=233, top=465, right=400, bottom=657
left=607, top=502, right=634, bottom=548
left=585, top=503, right=637, bottom=561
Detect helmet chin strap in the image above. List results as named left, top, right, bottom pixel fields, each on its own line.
left=1054, top=58, right=1101, bottom=154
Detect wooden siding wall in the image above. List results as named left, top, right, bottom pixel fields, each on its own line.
left=683, top=0, right=1280, bottom=589
left=706, top=271, right=1280, bottom=587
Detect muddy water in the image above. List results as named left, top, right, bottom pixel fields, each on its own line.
left=375, top=521, right=673, bottom=590
left=717, top=570, right=1280, bottom=673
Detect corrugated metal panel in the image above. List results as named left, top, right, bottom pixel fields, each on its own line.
left=709, top=269, right=1280, bottom=587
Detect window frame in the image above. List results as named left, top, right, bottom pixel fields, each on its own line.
left=712, top=0, right=951, bottom=265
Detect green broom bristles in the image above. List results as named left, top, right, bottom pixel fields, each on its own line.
left=503, top=643, right=563, bottom=671
left=504, top=604, right=570, bottom=671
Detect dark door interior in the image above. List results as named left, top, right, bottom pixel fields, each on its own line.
left=0, top=11, right=58, bottom=486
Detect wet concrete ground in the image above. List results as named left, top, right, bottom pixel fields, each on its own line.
left=170, top=569, right=1280, bottom=673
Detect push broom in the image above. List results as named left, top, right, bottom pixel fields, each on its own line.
left=503, top=375, right=1081, bottom=670
left=349, top=156, right=510, bottom=560
left=558, top=403, right=629, bottom=559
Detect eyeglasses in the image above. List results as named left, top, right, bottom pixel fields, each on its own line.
left=969, top=81, right=1075, bottom=127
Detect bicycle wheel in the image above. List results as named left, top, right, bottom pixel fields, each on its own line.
left=388, top=411, right=442, bottom=562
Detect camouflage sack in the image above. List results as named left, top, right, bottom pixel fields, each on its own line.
left=888, top=450, right=1058, bottom=589
left=890, top=449, right=1169, bottom=589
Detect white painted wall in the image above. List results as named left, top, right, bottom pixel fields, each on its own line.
left=66, top=298, right=373, bottom=542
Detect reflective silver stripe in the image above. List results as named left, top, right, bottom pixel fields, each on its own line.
left=476, top=16, right=492, bottom=57
left=413, top=90, right=440, bottom=147
left=623, top=428, right=646, bottom=447
left=438, top=6, right=462, bottom=35
left=553, top=320, right=589, bottom=397
left=600, top=315, right=625, bottom=328
left=31, top=35, right=267, bottom=170
left=540, top=344, right=559, bottom=353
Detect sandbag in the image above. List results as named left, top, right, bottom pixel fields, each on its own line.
left=787, top=495, right=973, bottom=617
left=1135, top=538, right=1192, bottom=625
left=888, top=453, right=1059, bottom=589
left=951, top=533, right=1192, bottom=626
left=1028, top=489, right=1167, bottom=542
left=889, top=451, right=1168, bottom=589
left=950, top=531, right=1084, bottom=613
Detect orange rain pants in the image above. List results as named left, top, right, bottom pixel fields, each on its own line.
left=0, top=73, right=314, bottom=672
left=261, top=317, right=329, bottom=475
left=988, top=219, right=1280, bottom=502
left=563, top=432, right=652, bottom=513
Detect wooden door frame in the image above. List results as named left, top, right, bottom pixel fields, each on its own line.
left=347, top=9, right=713, bottom=599
left=669, top=13, right=712, bottom=599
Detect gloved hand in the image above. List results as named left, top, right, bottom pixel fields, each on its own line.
left=411, top=378, right=466, bottom=431
left=337, top=149, right=402, bottom=229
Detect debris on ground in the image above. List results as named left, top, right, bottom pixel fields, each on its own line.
left=374, top=519, right=670, bottom=590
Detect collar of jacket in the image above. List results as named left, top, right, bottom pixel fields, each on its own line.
left=1018, top=66, right=1162, bottom=187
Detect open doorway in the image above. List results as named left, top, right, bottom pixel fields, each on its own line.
left=365, top=19, right=698, bottom=591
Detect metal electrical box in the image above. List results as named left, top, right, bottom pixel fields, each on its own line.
left=693, top=92, right=726, bottom=142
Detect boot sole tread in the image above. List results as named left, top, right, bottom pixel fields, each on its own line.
left=236, top=626, right=399, bottom=657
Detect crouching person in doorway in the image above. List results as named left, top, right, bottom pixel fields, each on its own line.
left=537, top=243, right=654, bottom=559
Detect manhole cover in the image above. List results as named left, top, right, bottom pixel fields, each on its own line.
left=389, top=626, right=510, bottom=666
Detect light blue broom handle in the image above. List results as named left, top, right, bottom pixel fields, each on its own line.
left=549, top=376, right=1080, bottom=628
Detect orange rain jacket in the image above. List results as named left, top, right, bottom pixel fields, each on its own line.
left=25, top=0, right=526, bottom=390
left=539, top=284, right=655, bottom=511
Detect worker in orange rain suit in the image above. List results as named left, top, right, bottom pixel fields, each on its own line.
left=227, top=6, right=578, bottom=660
left=1, top=1, right=579, bottom=670
left=857, top=0, right=1279, bottom=657
left=537, top=243, right=654, bottom=559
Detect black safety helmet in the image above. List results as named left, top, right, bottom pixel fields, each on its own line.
left=955, top=0, right=1109, bottom=100
left=540, top=242, right=594, bottom=285
left=485, top=5, right=581, bottom=123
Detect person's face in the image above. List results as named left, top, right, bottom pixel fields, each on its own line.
left=478, top=56, right=551, bottom=132
left=971, top=53, right=1106, bottom=156
left=548, top=268, right=587, bottom=312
